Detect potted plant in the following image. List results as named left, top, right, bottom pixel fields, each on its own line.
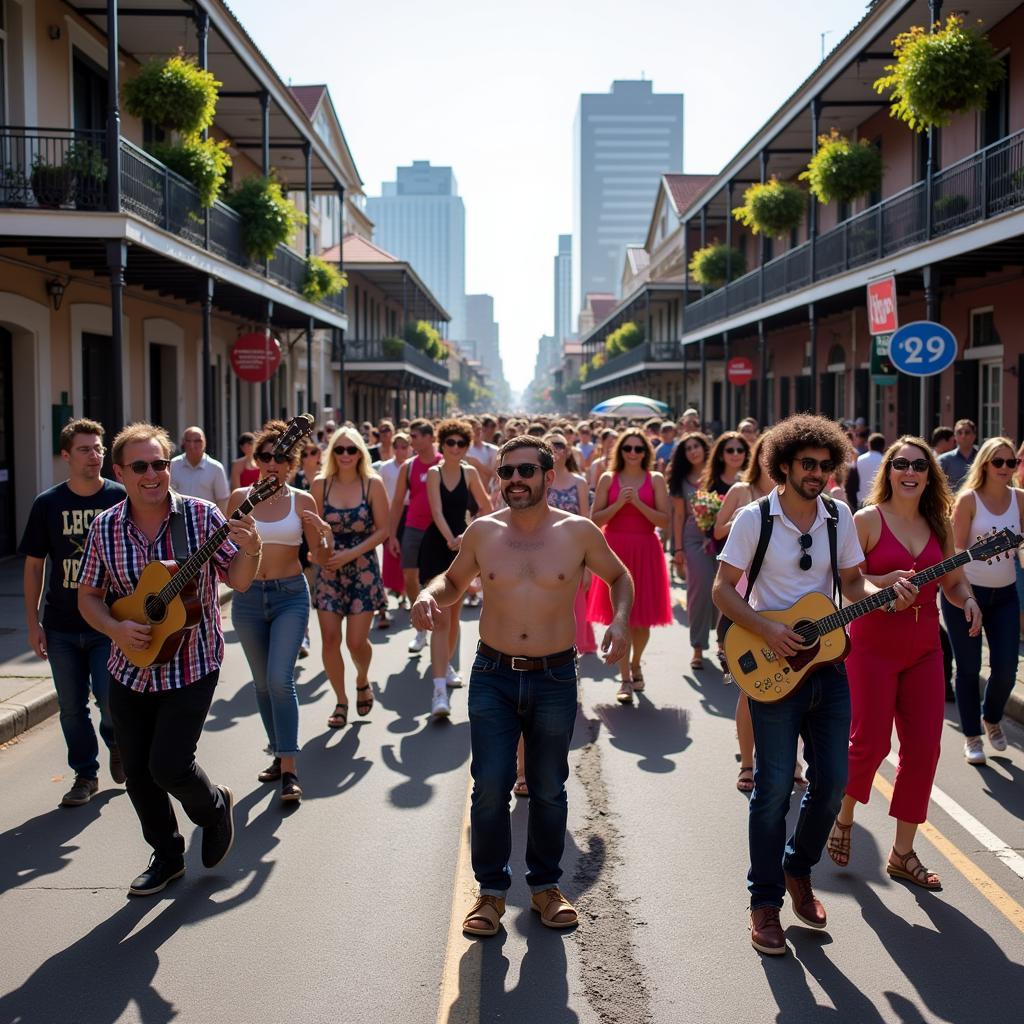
left=605, top=321, right=644, bottom=357
left=382, top=337, right=405, bottom=359
left=152, top=136, right=231, bottom=209
left=224, top=174, right=305, bottom=260
left=65, top=141, right=108, bottom=210
left=123, top=52, right=221, bottom=138
left=933, top=193, right=971, bottom=221
left=801, top=130, right=883, bottom=205
left=0, top=165, right=31, bottom=208
left=403, top=320, right=446, bottom=361
left=302, top=254, right=348, bottom=302
left=732, top=178, right=805, bottom=237
left=689, top=242, right=746, bottom=289
left=31, top=154, right=73, bottom=209
left=874, top=15, right=1005, bottom=132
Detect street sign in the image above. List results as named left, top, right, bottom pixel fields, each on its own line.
left=230, top=332, right=282, bottom=383
left=870, top=334, right=897, bottom=386
left=888, top=320, right=958, bottom=377
left=867, top=276, right=898, bottom=336
left=726, top=356, right=754, bottom=387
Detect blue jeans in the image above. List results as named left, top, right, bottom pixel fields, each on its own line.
left=232, top=575, right=309, bottom=757
left=941, top=582, right=1019, bottom=737
left=747, top=664, right=850, bottom=910
left=468, top=650, right=578, bottom=895
left=45, top=628, right=116, bottom=778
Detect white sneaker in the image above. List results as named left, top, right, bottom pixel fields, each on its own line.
left=446, top=664, right=463, bottom=688
left=964, top=737, right=986, bottom=765
left=984, top=722, right=1008, bottom=752
left=431, top=690, right=451, bottom=718
left=408, top=630, right=428, bottom=653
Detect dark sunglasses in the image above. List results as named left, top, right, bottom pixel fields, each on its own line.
left=302, top=447, right=320, bottom=457
left=379, top=426, right=393, bottom=433
left=798, top=532, right=813, bottom=571
left=891, top=457, right=929, bottom=472
left=621, top=444, right=647, bottom=454
left=723, top=446, right=747, bottom=455
left=497, top=463, right=543, bottom=480
left=257, top=451, right=290, bottom=464
left=125, top=458, right=170, bottom=474
left=990, top=457, right=1019, bottom=469
left=444, top=438, right=469, bottom=448
left=797, top=457, right=836, bottom=473
left=550, top=441, right=568, bottom=450
left=333, top=445, right=361, bottom=456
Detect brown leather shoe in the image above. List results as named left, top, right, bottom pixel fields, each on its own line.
left=785, top=872, right=827, bottom=929
left=750, top=906, right=786, bottom=955
left=531, top=887, right=579, bottom=929
left=462, top=894, right=505, bottom=937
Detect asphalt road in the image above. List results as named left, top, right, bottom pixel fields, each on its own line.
left=1, top=590, right=1023, bottom=1024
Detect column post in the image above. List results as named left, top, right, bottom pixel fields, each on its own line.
left=202, top=277, right=214, bottom=432
left=106, top=239, right=126, bottom=431
left=105, top=0, right=122, bottom=213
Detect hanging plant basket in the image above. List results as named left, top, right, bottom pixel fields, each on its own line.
left=732, top=178, right=805, bottom=238
left=124, top=53, right=222, bottom=138
left=800, top=130, right=883, bottom=205
left=302, top=255, right=348, bottom=302
left=605, top=321, right=644, bottom=357
left=688, top=242, right=746, bottom=289
left=225, top=175, right=306, bottom=260
left=874, top=15, right=1005, bottom=132
left=152, top=136, right=231, bottom=208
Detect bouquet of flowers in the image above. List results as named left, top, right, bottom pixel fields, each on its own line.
left=690, top=490, right=723, bottom=534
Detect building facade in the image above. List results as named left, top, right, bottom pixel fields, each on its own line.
left=554, top=233, right=573, bottom=340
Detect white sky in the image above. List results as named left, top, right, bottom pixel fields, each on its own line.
left=232, top=0, right=873, bottom=393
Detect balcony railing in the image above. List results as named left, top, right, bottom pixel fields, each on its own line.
left=0, top=128, right=345, bottom=315
left=584, top=339, right=681, bottom=385
left=684, top=127, right=1024, bottom=333
left=337, top=337, right=450, bottom=382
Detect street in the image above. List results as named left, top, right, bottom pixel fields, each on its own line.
left=1, top=588, right=1023, bottom=1024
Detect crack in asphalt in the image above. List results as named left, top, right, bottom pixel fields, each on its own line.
left=571, top=717, right=653, bottom=1024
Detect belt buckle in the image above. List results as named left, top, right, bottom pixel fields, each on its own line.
left=510, top=655, right=530, bottom=672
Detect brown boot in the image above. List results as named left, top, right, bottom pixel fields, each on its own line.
left=784, top=872, right=827, bottom=929
left=750, top=906, right=786, bottom=955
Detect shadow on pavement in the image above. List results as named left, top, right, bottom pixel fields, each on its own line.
left=684, top=661, right=740, bottom=720
left=380, top=718, right=471, bottom=808
left=376, top=659, right=431, bottom=735
left=592, top=700, right=691, bottom=772
left=978, top=755, right=1024, bottom=822
left=0, top=790, right=120, bottom=895
left=298, top=721, right=373, bottom=799
left=204, top=678, right=259, bottom=733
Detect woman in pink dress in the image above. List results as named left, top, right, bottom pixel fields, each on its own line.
left=589, top=429, right=672, bottom=704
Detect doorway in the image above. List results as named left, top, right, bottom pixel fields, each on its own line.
left=0, top=329, right=13, bottom=554
left=149, top=342, right=178, bottom=439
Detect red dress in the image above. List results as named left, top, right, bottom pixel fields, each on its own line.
left=587, top=473, right=673, bottom=628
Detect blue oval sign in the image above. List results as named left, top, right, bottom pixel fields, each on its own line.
left=888, top=320, right=958, bottom=377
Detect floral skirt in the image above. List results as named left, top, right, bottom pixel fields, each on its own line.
left=314, top=549, right=387, bottom=617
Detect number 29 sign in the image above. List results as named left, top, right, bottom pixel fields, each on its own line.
left=888, top=321, right=958, bottom=377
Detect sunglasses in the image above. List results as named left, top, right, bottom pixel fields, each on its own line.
left=257, top=451, right=290, bottom=464
left=621, top=444, right=647, bottom=454
left=798, top=533, right=813, bottom=571
left=724, top=446, right=747, bottom=455
left=891, top=457, right=929, bottom=473
left=797, top=457, right=836, bottom=473
left=444, top=438, right=469, bottom=448
left=990, top=457, right=1019, bottom=469
left=125, top=458, right=170, bottom=474
left=497, top=463, right=544, bottom=480
left=333, top=445, right=361, bottom=456
left=550, top=441, right=567, bottom=450
left=379, top=426, right=393, bottom=434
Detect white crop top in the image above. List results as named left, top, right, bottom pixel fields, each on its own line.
left=964, top=490, right=1021, bottom=587
left=252, top=487, right=303, bottom=547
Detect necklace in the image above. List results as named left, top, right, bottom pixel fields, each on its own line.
left=261, top=482, right=289, bottom=506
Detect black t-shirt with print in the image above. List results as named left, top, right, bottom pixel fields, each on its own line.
left=18, top=480, right=126, bottom=633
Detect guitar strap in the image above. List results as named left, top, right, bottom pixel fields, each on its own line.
left=168, top=496, right=190, bottom=566
left=821, top=494, right=842, bottom=608
left=743, top=495, right=774, bottom=600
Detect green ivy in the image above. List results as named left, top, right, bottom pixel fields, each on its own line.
left=301, top=254, right=348, bottom=302
left=152, top=137, right=231, bottom=208
left=732, top=178, right=805, bottom=238
left=874, top=15, right=1005, bottom=132
left=225, top=175, right=306, bottom=260
left=124, top=54, right=222, bottom=137
left=801, top=130, right=883, bottom=205
left=688, top=243, right=746, bottom=289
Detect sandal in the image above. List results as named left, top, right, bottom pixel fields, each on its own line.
left=616, top=682, right=634, bottom=705
left=513, top=778, right=529, bottom=798
left=280, top=771, right=302, bottom=803
left=690, top=655, right=704, bottom=671
left=887, top=848, right=941, bottom=890
left=531, top=887, right=578, bottom=929
left=463, top=894, right=505, bottom=937
left=630, top=665, right=645, bottom=692
left=356, top=684, right=374, bottom=717
left=826, top=819, right=852, bottom=867
left=327, top=703, right=349, bottom=729
left=736, top=766, right=754, bottom=793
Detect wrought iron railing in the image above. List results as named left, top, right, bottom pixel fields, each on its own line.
left=582, top=339, right=681, bottom=386
left=342, top=338, right=450, bottom=381
left=0, top=127, right=107, bottom=211
left=683, top=127, right=1024, bottom=333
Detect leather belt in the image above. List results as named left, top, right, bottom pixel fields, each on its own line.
left=476, top=641, right=577, bottom=673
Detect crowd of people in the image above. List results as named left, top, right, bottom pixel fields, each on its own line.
left=16, top=401, right=1022, bottom=952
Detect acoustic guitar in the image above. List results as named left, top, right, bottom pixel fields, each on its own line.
left=724, top=527, right=1022, bottom=703
left=111, top=414, right=314, bottom=669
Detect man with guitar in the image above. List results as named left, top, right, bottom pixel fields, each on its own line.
left=713, top=414, right=917, bottom=957
left=77, top=422, right=263, bottom=897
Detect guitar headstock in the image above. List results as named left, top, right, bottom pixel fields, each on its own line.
left=970, top=527, right=1023, bottom=564
left=272, top=414, right=315, bottom=458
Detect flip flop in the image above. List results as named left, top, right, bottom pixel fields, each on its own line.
left=356, top=684, right=374, bottom=717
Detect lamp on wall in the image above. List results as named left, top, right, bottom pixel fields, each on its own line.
left=46, top=278, right=66, bottom=311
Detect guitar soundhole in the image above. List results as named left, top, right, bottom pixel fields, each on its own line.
left=144, top=595, right=167, bottom=623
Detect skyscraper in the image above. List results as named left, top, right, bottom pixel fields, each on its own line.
left=573, top=80, right=684, bottom=312
left=366, top=161, right=466, bottom=339
left=465, top=294, right=506, bottom=397
left=554, top=234, right=572, bottom=342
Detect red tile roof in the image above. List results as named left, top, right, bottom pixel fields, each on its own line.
left=290, top=85, right=327, bottom=120
left=587, top=293, right=618, bottom=321
left=320, top=234, right=400, bottom=264
left=663, top=173, right=717, bottom=216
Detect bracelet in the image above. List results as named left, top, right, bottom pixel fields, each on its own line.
left=243, top=547, right=262, bottom=560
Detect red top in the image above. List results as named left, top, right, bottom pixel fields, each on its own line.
left=606, top=474, right=657, bottom=535
left=406, top=452, right=444, bottom=530
left=239, top=466, right=260, bottom=486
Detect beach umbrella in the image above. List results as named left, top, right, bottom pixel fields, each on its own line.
left=589, top=394, right=671, bottom=418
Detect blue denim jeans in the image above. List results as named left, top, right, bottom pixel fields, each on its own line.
left=232, top=575, right=309, bottom=757
left=468, top=649, right=578, bottom=895
left=747, top=664, right=850, bottom=910
left=45, top=628, right=116, bottom=778
left=941, top=582, right=1019, bottom=737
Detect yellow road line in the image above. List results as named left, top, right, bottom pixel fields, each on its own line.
left=436, top=772, right=480, bottom=1024
left=872, top=772, right=1024, bottom=935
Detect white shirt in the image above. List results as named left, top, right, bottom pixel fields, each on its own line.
left=375, top=457, right=406, bottom=503
left=718, top=489, right=864, bottom=612
left=467, top=441, right=497, bottom=472
left=855, top=450, right=883, bottom=506
left=170, top=452, right=230, bottom=504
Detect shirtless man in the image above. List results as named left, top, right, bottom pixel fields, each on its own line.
left=413, top=435, right=633, bottom=937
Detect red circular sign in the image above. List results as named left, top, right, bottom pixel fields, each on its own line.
left=230, top=332, right=282, bottom=383
left=727, top=357, right=754, bottom=387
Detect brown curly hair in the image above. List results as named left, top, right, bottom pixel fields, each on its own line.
left=253, top=419, right=301, bottom=473
left=763, top=414, right=852, bottom=485
left=436, top=417, right=473, bottom=446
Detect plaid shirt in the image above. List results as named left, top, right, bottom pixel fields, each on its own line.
left=77, top=493, right=237, bottom=692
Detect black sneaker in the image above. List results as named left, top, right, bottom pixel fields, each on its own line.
left=258, top=757, right=282, bottom=782
left=109, top=746, right=127, bottom=785
left=201, top=785, right=235, bottom=868
left=128, top=855, right=185, bottom=897
left=60, top=775, right=98, bottom=807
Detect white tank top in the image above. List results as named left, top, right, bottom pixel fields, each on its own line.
left=251, top=487, right=303, bottom=547
left=964, top=490, right=1021, bottom=587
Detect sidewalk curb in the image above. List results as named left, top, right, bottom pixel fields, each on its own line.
left=0, top=585, right=233, bottom=746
